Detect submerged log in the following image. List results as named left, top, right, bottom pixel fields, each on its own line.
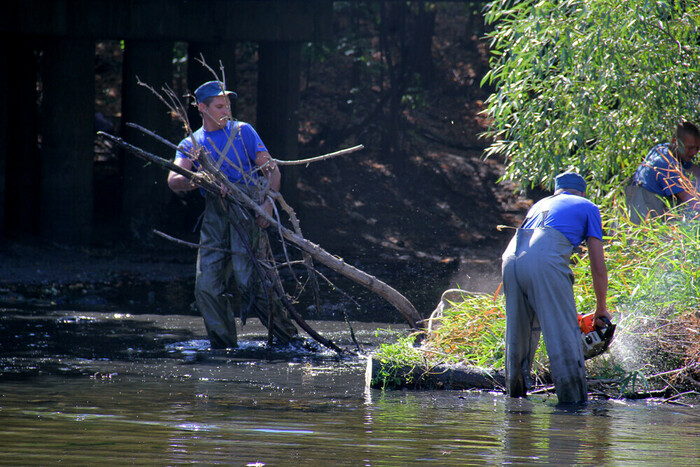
left=366, top=355, right=689, bottom=402
left=365, top=356, right=506, bottom=391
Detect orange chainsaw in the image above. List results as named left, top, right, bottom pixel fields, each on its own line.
left=578, top=312, right=616, bottom=360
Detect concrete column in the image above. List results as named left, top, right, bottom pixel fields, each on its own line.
left=40, top=37, right=95, bottom=244
left=256, top=41, right=301, bottom=206
left=0, top=35, right=8, bottom=237
left=121, top=39, right=174, bottom=243
left=2, top=38, right=41, bottom=237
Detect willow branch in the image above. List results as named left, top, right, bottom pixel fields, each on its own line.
left=274, top=145, right=365, bottom=166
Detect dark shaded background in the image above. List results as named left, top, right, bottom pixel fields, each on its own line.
left=1, top=3, right=534, bottom=321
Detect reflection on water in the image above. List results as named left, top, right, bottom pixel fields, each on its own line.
left=0, top=309, right=699, bottom=465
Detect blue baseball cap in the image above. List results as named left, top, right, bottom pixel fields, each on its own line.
left=194, top=81, right=237, bottom=102
left=555, top=172, right=587, bottom=193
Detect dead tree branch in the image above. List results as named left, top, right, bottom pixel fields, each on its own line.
left=274, top=145, right=365, bottom=166
left=99, top=131, right=423, bottom=330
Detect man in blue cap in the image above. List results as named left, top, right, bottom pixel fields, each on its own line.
left=167, top=80, right=298, bottom=349
left=501, top=172, right=611, bottom=404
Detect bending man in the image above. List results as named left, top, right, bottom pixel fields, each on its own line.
left=501, top=172, right=611, bottom=404
left=168, top=80, right=297, bottom=349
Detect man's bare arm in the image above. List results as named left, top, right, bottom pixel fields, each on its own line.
left=168, top=157, right=198, bottom=193
left=587, top=236, right=612, bottom=327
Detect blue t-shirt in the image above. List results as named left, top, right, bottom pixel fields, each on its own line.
left=522, top=192, right=603, bottom=247
left=175, top=121, right=267, bottom=185
left=632, top=143, right=692, bottom=196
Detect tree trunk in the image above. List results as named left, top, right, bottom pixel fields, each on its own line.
left=3, top=39, right=41, bottom=237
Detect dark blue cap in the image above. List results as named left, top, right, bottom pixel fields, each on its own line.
left=194, top=81, right=237, bottom=102
left=554, top=172, right=587, bottom=193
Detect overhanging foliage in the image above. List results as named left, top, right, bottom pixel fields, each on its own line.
left=481, top=0, right=700, bottom=195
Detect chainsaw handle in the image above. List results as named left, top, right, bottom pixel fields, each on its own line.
left=597, top=316, right=612, bottom=328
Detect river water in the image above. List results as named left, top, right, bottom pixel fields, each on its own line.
left=1, top=308, right=698, bottom=465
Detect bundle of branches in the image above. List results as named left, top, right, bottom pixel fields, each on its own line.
left=99, top=65, right=422, bottom=353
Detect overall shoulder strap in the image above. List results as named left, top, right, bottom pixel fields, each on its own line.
left=205, top=122, right=246, bottom=170
left=519, top=194, right=558, bottom=228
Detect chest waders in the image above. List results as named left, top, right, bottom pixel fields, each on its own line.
left=624, top=184, right=668, bottom=225
left=501, top=227, right=588, bottom=404
left=194, top=125, right=297, bottom=348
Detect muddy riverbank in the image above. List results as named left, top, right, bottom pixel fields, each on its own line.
left=0, top=230, right=505, bottom=324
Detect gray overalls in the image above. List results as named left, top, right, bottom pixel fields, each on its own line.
left=501, top=226, right=588, bottom=404
left=624, top=183, right=668, bottom=224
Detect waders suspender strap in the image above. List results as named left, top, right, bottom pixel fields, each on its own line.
left=518, top=193, right=568, bottom=228
left=513, top=210, right=548, bottom=313
left=204, top=122, right=255, bottom=180
left=520, top=210, right=549, bottom=229
left=513, top=196, right=554, bottom=295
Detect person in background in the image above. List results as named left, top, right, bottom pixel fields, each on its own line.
left=501, top=172, right=611, bottom=404
left=167, top=80, right=297, bottom=349
left=626, top=121, right=700, bottom=223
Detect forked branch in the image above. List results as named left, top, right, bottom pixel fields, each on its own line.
left=100, top=131, right=423, bottom=330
